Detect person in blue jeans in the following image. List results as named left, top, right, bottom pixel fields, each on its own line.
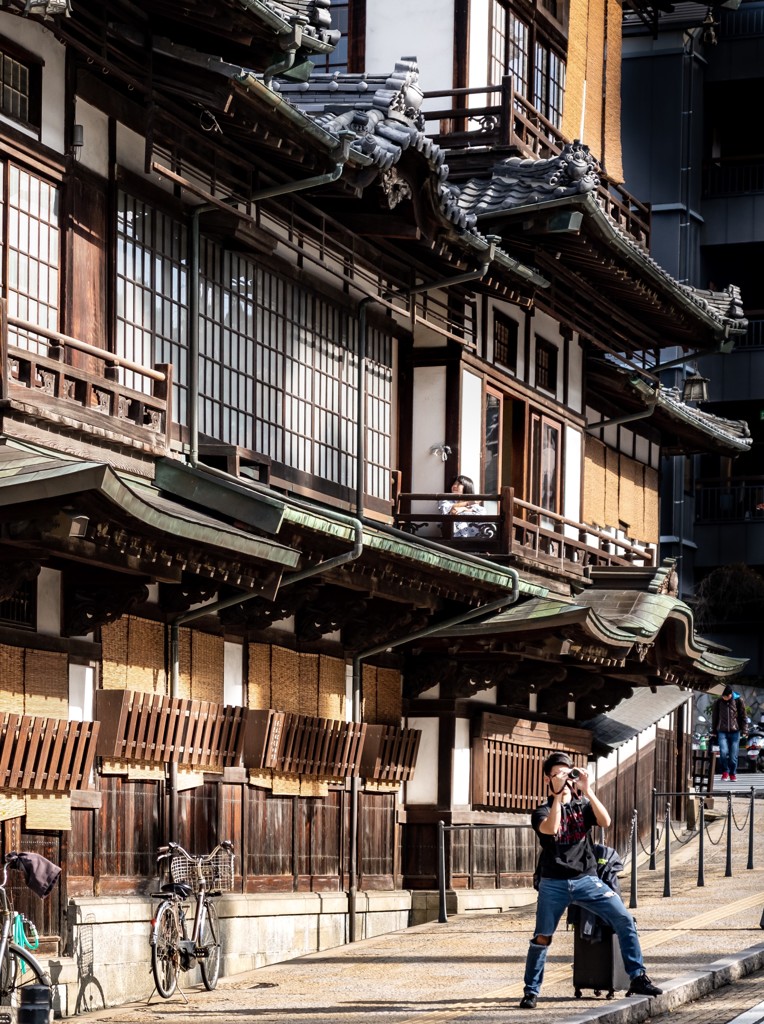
left=519, top=752, right=663, bottom=1009
left=711, top=685, right=747, bottom=782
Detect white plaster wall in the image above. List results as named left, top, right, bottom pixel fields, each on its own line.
left=563, top=426, right=583, bottom=526
left=365, top=4, right=455, bottom=92
left=224, top=641, right=244, bottom=707
left=567, top=336, right=584, bottom=414
left=453, top=717, right=471, bottom=807
left=466, top=686, right=497, bottom=705
left=68, top=663, right=94, bottom=722
left=0, top=16, right=65, bottom=153
left=412, top=365, right=448, bottom=493
left=75, top=99, right=109, bottom=179
left=635, top=434, right=650, bottom=466
left=117, top=123, right=174, bottom=195
left=37, top=566, right=61, bottom=636
left=405, top=717, right=438, bottom=804
left=460, top=367, right=483, bottom=483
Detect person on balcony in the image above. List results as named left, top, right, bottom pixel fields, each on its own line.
left=438, top=475, right=489, bottom=538
left=519, top=752, right=663, bottom=1010
left=711, top=685, right=747, bottom=782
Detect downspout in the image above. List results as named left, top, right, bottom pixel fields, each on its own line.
left=263, top=15, right=307, bottom=90
left=585, top=402, right=659, bottom=433
left=347, top=575, right=520, bottom=942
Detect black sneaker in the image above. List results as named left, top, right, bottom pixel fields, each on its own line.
left=627, top=973, right=663, bottom=997
left=519, top=993, right=538, bottom=1009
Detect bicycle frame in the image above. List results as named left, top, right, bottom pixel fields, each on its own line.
left=0, top=859, right=50, bottom=991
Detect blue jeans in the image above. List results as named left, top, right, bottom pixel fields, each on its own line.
left=717, top=731, right=740, bottom=775
left=523, top=875, right=645, bottom=996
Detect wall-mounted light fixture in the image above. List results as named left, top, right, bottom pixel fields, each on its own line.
left=429, top=444, right=452, bottom=462
left=71, top=123, right=84, bottom=159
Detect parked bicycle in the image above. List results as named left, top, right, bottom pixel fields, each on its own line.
left=150, top=840, right=234, bottom=998
left=0, top=852, right=56, bottom=1022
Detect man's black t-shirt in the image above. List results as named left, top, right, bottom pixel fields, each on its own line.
left=532, top=796, right=598, bottom=880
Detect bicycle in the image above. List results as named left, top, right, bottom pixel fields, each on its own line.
left=0, top=853, right=53, bottom=1023
left=149, top=840, right=234, bottom=999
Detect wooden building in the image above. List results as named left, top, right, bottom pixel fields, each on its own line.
left=0, top=0, right=750, bottom=1013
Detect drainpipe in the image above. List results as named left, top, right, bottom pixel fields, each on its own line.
left=347, top=575, right=520, bottom=942
left=263, top=15, right=307, bottom=90
left=585, top=402, right=659, bottom=433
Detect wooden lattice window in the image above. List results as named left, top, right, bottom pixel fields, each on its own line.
left=0, top=38, right=41, bottom=130
left=0, top=579, right=36, bottom=629
left=535, top=337, right=558, bottom=392
left=494, top=310, right=518, bottom=371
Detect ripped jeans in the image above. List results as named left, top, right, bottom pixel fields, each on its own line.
left=523, top=875, right=645, bottom=996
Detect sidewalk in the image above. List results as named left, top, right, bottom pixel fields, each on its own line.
left=76, top=812, right=764, bottom=1024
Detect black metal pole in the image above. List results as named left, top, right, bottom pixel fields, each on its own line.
left=748, top=787, right=755, bottom=871
left=663, top=802, right=671, bottom=897
left=629, top=810, right=638, bottom=909
left=725, top=792, right=733, bottom=877
left=697, top=799, right=705, bottom=887
left=438, top=821, right=448, bottom=923
left=649, top=788, right=657, bottom=870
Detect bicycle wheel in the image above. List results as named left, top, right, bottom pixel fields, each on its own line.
left=151, top=902, right=180, bottom=998
left=0, top=942, right=50, bottom=1022
left=199, top=900, right=221, bottom=991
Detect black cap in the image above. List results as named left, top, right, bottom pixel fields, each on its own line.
left=722, top=685, right=734, bottom=697
left=543, top=751, right=573, bottom=775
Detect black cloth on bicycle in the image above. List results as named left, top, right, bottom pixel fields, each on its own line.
left=7, top=852, right=61, bottom=898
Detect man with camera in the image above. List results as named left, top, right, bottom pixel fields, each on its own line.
left=519, top=751, right=663, bottom=1009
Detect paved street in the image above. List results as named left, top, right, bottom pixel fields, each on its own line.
left=73, top=805, right=764, bottom=1024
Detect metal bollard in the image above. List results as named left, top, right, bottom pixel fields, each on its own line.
left=748, top=788, right=755, bottom=871
left=663, top=802, right=671, bottom=898
left=697, top=799, right=705, bottom=887
left=629, top=810, right=638, bottom=909
left=19, top=983, right=52, bottom=1024
left=725, top=793, right=733, bottom=877
left=437, top=820, right=448, bottom=924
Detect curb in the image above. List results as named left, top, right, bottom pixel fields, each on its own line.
left=557, top=944, right=764, bottom=1023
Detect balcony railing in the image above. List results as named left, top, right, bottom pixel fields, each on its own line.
left=420, top=76, right=650, bottom=249
left=0, top=300, right=172, bottom=453
left=736, top=316, right=764, bottom=349
left=695, top=482, right=764, bottom=522
left=394, top=487, right=655, bottom=575
left=703, top=157, right=764, bottom=198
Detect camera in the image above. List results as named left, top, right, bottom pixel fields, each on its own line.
left=567, top=767, right=581, bottom=780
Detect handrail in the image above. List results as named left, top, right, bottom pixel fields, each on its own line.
left=8, top=312, right=166, bottom=382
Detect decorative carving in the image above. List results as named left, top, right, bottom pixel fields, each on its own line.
left=0, top=560, right=41, bottom=601
left=219, top=584, right=318, bottom=631
left=159, top=579, right=220, bottom=615
left=63, top=579, right=150, bottom=636
left=342, top=605, right=430, bottom=652
left=296, top=586, right=367, bottom=642
left=379, top=168, right=413, bottom=209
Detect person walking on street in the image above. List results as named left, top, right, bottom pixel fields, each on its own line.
left=519, top=752, right=663, bottom=1009
left=711, top=685, right=747, bottom=782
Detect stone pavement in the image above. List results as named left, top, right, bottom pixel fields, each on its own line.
left=76, top=801, right=764, bottom=1024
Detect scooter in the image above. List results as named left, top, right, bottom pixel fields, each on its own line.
left=744, top=730, right=764, bottom=773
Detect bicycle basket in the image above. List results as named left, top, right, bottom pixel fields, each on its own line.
left=169, top=848, right=234, bottom=894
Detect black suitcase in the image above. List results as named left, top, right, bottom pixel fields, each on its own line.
left=572, top=915, right=630, bottom=999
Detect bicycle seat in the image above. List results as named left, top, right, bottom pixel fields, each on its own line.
left=161, top=882, right=192, bottom=898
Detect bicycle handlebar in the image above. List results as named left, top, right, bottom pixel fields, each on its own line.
left=155, top=840, right=233, bottom=864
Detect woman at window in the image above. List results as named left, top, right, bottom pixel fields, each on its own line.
left=438, top=475, right=488, bottom=538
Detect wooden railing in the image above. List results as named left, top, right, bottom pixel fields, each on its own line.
left=0, top=300, right=171, bottom=452
left=695, top=481, right=764, bottom=522
left=94, top=695, right=420, bottom=782
left=359, top=724, right=421, bottom=782
left=0, top=713, right=99, bottom=792
left=421, top=76, right=650, bottom=248
left=95, top=690, right=247, bottom=768
left=394, top=487, right=655, bottom=574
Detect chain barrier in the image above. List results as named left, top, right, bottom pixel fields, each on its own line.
left=731, top=800, right=752, bottom=831
left=702, top=811, right=728, bottom=846
left=667, top=820, right=700, bottom=844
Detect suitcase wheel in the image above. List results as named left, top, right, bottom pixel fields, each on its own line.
left=575, top=989, right=582, bottom=999
left=594, top=990, right=601, bottom=997
left=607, top=991, right=614, bottom=999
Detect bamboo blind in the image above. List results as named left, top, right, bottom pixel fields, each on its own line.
left=603, top=0, right=624, bottom=181
left=583, top=437, right=606, bottom=527
left=272, top=772, right=301, bottom=795
left=101, top=619, right=129, bottom=689
left=584, top=0, right=605, bottom=157
left=0, top=646, right=24, bottom=714
left=177, top=627, right=192, bottom=699
left=605, top=446, right=620, bottom=526
left=643, top=466, right=659, bottom=543
left=0, top=794, right=24, bottom=821
left=561, top=0, right=588, bottom=146
left=271, top=646, right=299, bottom=712
left=318, top=654, right=345, bottom=720
left=191, top=632, right=224, bottom=704
left=24, top=650, right=68, bottom=718
left=299, top=652, right=319, bottom=717
left=26, top=793, right=71, bottom=831
left=377, top=668, right=401, bottom=724
left=248, top=643, right=271, bottom=709
left=127, top=617, right=165, bottom=694
left=362, top=664, right=377, bottom=722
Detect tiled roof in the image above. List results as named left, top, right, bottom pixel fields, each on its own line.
left=276, top=62, right=477, bottom=232
left=454, top=141, right=749, bottom=339
left=246, top=0, right=340, bottom=50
